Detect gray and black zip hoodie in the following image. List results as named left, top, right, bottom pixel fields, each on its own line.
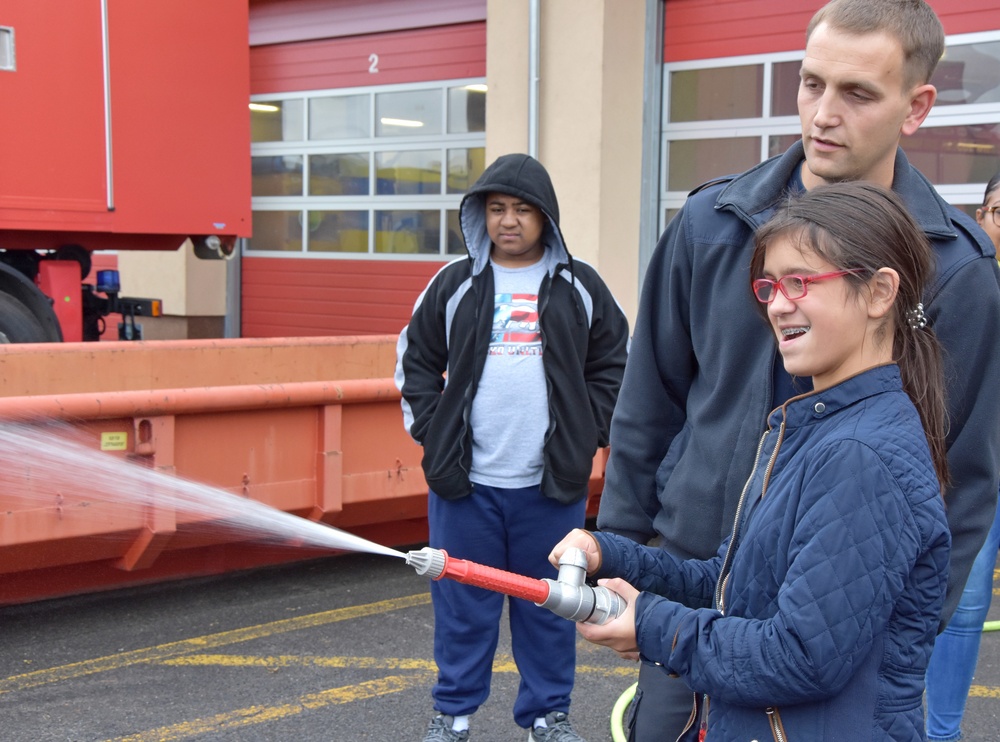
left=395, top=153, right=629, bottom=504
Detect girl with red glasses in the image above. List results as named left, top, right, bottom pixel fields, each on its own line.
left=550, top=181, right=950, bottom=741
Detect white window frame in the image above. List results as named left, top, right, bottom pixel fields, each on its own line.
left=249, top=76, right=486, bottom=260
left=660, top=31, right=1000, bottom=234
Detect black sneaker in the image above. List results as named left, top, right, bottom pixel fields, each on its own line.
left=527, top=712, right=585, bottom=742
left=423, top=714, right=470, bottom=742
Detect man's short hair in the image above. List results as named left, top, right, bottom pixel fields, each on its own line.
left=807, top=0, right=945, bottom=88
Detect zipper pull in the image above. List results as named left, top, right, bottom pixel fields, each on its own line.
left=697, top=694, right=710, bottom=741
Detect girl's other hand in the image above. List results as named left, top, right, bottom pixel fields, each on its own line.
left=548, top=528, right=602, bottom=573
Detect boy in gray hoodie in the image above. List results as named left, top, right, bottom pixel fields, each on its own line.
left=396, top=153, right=629, bottom=742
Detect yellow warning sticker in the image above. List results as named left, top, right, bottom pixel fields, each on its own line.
left=101, top=431, right=129, bottom=451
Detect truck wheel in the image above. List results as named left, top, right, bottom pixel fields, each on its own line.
left=0, top=292, right=53, bottom=343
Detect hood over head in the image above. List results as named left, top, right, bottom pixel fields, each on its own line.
left=459, top=153, right=570, bottom=275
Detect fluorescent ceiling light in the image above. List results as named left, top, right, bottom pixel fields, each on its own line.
left=380, top=117, right=424, bottom=128
left=249, top=103, right=281, bottom=112
left=464, top=84, right=488, bottom=93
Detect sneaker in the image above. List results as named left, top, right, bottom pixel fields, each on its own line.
left=528, top=711, right=586, bottom=742
left=423, top=714, right=470, bottom=742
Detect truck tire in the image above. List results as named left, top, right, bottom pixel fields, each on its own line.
left=0, top=262, right=64, bottom=342
left=0, top=292, right=55, bottom=343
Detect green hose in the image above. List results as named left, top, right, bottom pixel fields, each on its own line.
left=610, top=682, right=637, bottom=742
left=984, top=620, right=1000, bottom=632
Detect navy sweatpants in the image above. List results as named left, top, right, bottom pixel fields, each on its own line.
left=427, top=482, right=587, bottom=728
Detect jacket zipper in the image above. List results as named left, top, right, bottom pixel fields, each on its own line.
left=671, top=691, right=699, bottom=742
left=538, top=274, right=555, bottom=447
left=708, top=418, right=785, bottom=742
left=714, top=427, right=767, bottom=611
left=766, top=706, right=788, bottom=742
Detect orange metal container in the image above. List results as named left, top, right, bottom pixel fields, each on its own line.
left=0, top=337, right=607, bottom=605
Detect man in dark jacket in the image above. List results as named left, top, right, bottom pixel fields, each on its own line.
left=396, top=153, right=629, bottom=742
left=596, top=1, right=1000, bottom=739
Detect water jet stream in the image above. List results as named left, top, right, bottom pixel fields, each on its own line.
left=0, top=421, right=405, bottom=559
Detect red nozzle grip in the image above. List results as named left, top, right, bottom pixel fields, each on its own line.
left=438, top=555, right=550, bottom=604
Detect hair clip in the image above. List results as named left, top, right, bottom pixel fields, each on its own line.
left=906, top=303, right=927, bottom=330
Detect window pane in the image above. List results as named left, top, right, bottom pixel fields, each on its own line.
left=771, top=61, right=801, bottom=116
left=446, top=209, right=466, bottom=254
left=448, top=85, right=486, bottom=133
left=667, top=138, right=760, bottom=191
left=307, top=210, right=369, bottom=253
left=769, top=134, right=801, bottom=159
left=250, top=99, right=303, bottom=142
left=376, top=89, right=443, bottom=136
left=669, top=66, right=763, bottom=122
left=375, top=210, right=441, bottom=254
left=902, top=124, right=1000, bottom=185
left=248, top=211, right=302, bottom=251
left=447, top=148, right=486, bottom=193
left=932, top=41, right=1000, bottom=106
left=309, top=153, right=370, bottom=195
left=252, top=155, right=303, bottom=196
left=376, top=150, right=442, bottom=194
left=309, top=94, right=369, bottom=139
left=955, top=204, right=979, bottom=220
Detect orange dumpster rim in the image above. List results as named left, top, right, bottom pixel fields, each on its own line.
left=0, top=378, right=401, bottom=420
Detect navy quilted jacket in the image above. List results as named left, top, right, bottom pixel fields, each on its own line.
left=594, top=364, right=950, bottom=741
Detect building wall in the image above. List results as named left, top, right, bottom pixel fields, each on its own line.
left=242, top=257, right=443, bottom=336
left=243, top=20, right=485, bottom=338
left=249, top=22, right=487, bottom=93
left=244, top=0, right=646, bottom=337
left=239, top=0, right=1000, bottom=341
left=663, top=0, right=1000, bottom=62
left=486, top=0, right=646, bottom=322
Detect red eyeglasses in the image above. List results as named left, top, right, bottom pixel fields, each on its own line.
left=752, top=270, right=861, bottom=303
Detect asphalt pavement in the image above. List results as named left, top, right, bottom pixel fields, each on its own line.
left=1, top=548, right=998, bottom=741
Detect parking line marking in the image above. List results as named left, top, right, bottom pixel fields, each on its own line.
left=162, top=653, right=638, bottom=679
left=103, top=674, right=428, bottom=742
left=0, top=592, right=430, bottom=695
left=163, top=654, right=438, bottom=671
left=969, top=684, right=1000, bottom=699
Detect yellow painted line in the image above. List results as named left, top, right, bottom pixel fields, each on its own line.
left=103, top=674, right=428, bottom=742
left=162, top=654, right=438, bottom=672
left=969, top=684, right=1000, bottom=699
left=162, top=653, right=638, bottom=679
left=0, top=592, right=430, bottom=695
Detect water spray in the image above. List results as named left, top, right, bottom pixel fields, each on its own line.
left=405, top=545, right=626, bottom=625
left=0, top=421, right=625, bottom=623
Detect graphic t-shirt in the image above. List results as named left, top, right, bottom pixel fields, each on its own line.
left=469, top=259, right=549, bottom=488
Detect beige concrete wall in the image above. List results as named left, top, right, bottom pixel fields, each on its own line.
left=117, top=240, right=227, bottom=339
left=485, top=0, right=645, bottom=323
left=118, top=241, right=226, bottom=317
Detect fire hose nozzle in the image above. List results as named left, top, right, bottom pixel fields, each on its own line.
left=405, top=546, right=447, bottom=578
left=405, top=545, right=626, bottom=626
left=539, top=547, right=626, bottom=625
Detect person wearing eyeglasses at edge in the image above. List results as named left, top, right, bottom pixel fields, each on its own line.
left=924, top=171, right=1000, bottom=742
left=551, top=181, right=951, bottom=741
left=593, top=2, right=1000, bottom=739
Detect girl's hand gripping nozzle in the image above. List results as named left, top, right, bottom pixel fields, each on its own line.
left=405, top=545, right=626, bottom=625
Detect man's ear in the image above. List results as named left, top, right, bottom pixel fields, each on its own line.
left=902, top=84, right=936, bottom=137
left=868, top=267, right=900, bottom=319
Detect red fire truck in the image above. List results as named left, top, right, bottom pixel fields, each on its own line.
left=0, top=0, right=251, bottom=342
